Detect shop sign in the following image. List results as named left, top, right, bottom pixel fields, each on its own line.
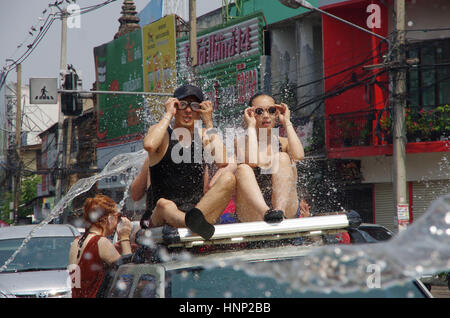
left=177, top=14, right=264, bottom=118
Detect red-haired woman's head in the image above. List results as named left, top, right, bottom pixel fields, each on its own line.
left=83, top=194, right=120, bottom=236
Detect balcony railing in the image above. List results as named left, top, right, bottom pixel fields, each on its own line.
left=328, top=110, right=380, bottom=148
left=328, top=105, right=449, bottom=149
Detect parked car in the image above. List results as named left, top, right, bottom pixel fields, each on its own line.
left=347, top=223, right=394, bottom=243
left=102, top=213, right=431, bottom=298
left=0, top=224, right=79, bottom=298
left=420, top=271, right=450, bottom=291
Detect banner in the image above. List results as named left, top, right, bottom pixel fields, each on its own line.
left=94, top=29, right=144, bottom=143
left=177, top=14, right=264, bottom=124
left=142, top=14, right=177, bottom=93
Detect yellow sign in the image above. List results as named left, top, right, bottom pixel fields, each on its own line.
left=142, top=14, right=177, bottom=93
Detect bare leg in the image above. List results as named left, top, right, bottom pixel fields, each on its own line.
left=150, top=198, right=186, bottom=228
left=195, top=171, right=236, bottom=224
left=235, top=164, right=270, bottom=222
left=205, top=163, right=237, bottom=193
left=272, top=152, right=299, bottom=218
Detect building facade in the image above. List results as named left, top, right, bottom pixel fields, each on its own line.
left=318, top=0, right=449, bottom=231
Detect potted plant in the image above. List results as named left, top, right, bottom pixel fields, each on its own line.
left=406, top=108, right=422, bottom=142
left=431, top=104, right=450, bottom=141
left=338, top=119, right=356, bottom=147
left=379, top=114, right=392, bottom=143
left=360, top=121, right=372, bottom=146
left=418, top=108, right=433, bottom=141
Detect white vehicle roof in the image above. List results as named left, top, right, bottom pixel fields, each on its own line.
left=0, top=224, right=79, bottom=240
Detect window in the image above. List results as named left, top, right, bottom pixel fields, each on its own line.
left=133, top=274, right=157, bottom=298
left=407, top=38, right=450, bottom=108
left=0, top=237, right=73, bottom=272
left=109, top=274, right=134, bottom=298
left=168, top=260, right=429, bottom=298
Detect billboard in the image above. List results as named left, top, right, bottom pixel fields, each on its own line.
left=94, top=29, right=144, bottom=144
left=94, top=16, right=178, bottom=188
left=142, top=14, right=177, bottom=93
left=176, top=13, right=264, bottom=123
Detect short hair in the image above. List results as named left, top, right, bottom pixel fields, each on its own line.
left=248, top=92, right=275, bottom=107
left=83, top=194, right=117, bottom=226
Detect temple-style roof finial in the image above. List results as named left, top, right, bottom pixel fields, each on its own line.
left=114, top=0, right=141, bottom=39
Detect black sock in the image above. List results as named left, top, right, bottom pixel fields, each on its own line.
left=185, top=208, right=215, bottom=240
left=264, top=209, right=285, bottom=223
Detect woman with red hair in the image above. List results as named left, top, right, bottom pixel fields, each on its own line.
left=69, top=194, right=132, bottom=298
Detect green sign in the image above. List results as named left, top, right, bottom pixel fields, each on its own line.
left=176, top=13, right=265, bottom=126
left=94, top=30, right=144, bottom=143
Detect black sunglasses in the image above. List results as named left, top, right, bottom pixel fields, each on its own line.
left=255, top=106, right=277, bottom=115
left=178, top=100, right=201, bottom=111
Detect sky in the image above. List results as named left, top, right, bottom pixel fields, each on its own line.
left=0, top=0, right=222, bottom=90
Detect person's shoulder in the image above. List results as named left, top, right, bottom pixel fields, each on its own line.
left=97, top=236, right=114, bottom=247
left=69, top=237, right=80, bottom=251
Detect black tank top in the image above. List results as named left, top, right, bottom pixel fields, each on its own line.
left=146, top=127, right=204, bottom=214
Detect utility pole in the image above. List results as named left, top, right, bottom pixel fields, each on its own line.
left=189, top=0, right=197, bottom=74
left=55, top=9, right=68, bottom=221
left=12, top=63, right=22, bottom=225
left=393, top=0, right=409, bottom=232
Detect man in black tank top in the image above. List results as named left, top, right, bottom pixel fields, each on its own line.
left=130, top=84, right=235, bottom=240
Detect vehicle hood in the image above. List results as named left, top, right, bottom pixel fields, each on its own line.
left=0, top=269, right=70, bottom=296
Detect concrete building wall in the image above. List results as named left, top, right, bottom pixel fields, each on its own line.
left=360, top=152, right=449, bottom=184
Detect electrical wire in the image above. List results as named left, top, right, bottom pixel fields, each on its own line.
left=1, top=0, right=120, bottom=89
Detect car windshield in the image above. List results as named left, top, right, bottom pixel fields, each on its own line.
left=168, top=258, right=428, bottom=298
left=0, top=237, right=73, bottom=273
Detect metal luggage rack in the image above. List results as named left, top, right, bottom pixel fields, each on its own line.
left=135, top=211, right=362, bottom=250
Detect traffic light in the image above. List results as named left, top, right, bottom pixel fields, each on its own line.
left=61, top=71, right=82, bottom=116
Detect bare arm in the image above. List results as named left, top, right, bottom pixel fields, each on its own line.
left=198, top=101, right=228, bottom=167
left=277, top=103, right=304, bottom=161
left=130, top=156, right=150, bottom=202
left=245, top=107, right=258, bottom=165
left=98, top=217, right=132, bottom=265
left=97, top=237, right=122, bottom=265
left=143, top=97, right=177, bottom=154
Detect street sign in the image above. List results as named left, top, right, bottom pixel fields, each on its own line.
left=397, top=203, right=410, bottom=220
left=29, top=78, right=57, bottom=104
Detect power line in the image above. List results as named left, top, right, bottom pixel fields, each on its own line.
left=1, top=0, right=120, bottom=89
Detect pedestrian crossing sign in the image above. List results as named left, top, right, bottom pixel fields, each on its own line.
left=29, top=78, right=57, bottom=104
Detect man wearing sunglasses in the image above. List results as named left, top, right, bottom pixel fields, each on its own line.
left=234, top=92, right=305, bottom=223
left=130, top=84, right=235, bottom=241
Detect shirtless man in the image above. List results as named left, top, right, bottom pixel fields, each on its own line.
left=235, top=93, right=305, bottom=223
left=130, top=84, right=235, bottom=240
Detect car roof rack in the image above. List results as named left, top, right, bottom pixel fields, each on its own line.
left=136, top=211, right=361, bottom=249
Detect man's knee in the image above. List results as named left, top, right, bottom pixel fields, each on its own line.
left=156, top=198, right=176, bottom=211
left=218, top=171, right=236, bottom=189
left=236, top=164, right=253, bottom=177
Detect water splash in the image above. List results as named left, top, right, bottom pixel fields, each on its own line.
left=234, top=194, right=450, bottom=293
left=1, top=62, right=448, bottom=296
left=0, top=150, right=147, bottom=273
